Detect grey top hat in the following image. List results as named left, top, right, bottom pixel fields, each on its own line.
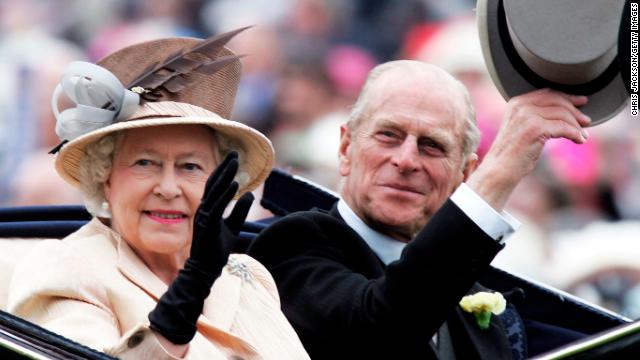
left=477, top=0, right=629, bottom=125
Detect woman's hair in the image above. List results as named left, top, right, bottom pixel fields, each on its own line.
left=77, top=126, right=243, bottom=217
left=79, top=133, right=119, bottom=217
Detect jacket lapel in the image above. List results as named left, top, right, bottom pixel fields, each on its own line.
left=450, top=283, right=514, bottom=360
left=114, top=230, right=241, bottom=330
left=115, top=233, right=168, bottom=301
left=328, top=203, right=342, bottom=220
left=115, top=236, right=259, bottom=356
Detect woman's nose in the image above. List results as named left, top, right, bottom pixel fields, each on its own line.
left=154, top=167, right=182, bottom=199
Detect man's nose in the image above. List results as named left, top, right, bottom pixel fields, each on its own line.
left=391, top=140, right=419, bottom=173
left=154, top=167, right=182, bottom=199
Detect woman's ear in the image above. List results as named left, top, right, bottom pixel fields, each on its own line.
left=103, top=178, right=112, bottom=202
left=338, top=124, right=352, bottom=177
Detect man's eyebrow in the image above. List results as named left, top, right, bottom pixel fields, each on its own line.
left=421, top=131, right=456, bottom=152
left=419, top=130, right=450, bottom=144
left=373, top=119, right=403, bottom=130
left=376, top=120, right=452, bottom=143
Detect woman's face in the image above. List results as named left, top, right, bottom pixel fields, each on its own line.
left=104, top=124, right=219, bottom=258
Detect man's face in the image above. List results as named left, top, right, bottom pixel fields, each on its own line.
left=339, top=71, right=476, bottom=241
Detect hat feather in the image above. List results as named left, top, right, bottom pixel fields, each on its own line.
left=126, top=26, right=250, bottom=101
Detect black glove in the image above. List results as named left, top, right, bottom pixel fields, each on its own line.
left=148, top=151, right=255, bottom=344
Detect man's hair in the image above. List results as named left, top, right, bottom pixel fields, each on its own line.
left=77, top=127, right=240, bottom=217
left=347, top=60, right=481, bottom=160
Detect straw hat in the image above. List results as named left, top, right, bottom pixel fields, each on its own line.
left=477, top=0, right=629, bottom=125
left=51, top=28, right=274, bottom=196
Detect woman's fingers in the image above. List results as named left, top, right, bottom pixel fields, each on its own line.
left=224, top=192, right=255, bottom=235
left=209, top=181, right=239, bottom=221
left=202, top=151, right=238, bottom=197
left=192, top=181, right=238, bottom=255
left=195, top=152, right=239, bottom=230
left=200, top=156, right=238, bottom=209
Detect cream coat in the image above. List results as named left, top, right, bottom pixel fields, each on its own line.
left=7, top=218, right=309, bottom=360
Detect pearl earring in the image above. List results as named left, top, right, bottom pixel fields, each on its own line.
left=101, top=201, right=110, bottom=211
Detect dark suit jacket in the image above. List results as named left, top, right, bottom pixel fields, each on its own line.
left=249, top=200, right=520, bottom=359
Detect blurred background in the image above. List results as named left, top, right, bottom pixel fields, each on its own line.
left=1, top=0, right=639, bottom=319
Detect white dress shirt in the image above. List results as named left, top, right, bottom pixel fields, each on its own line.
left=337, top=183, right=520, bottom=265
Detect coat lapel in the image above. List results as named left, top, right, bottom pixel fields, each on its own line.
left=115, top=237, right=259, bottom=357
left=115, top=235, right=168, bottom=301
left=450, top=283, right=514, bottom=360
left=328, top=203, right=341, bottom=220
left=113, top=231, right=241, bottom=330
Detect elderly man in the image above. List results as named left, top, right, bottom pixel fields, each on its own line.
left=249, top=60, right=590, bottom=359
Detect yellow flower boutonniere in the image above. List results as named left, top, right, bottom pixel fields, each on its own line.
left=459, top=291, right=507, bottom=330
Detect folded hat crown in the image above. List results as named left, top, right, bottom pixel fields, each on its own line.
left=97, top=27, right=248, bottom=120
left=505, top=0, right=623, bottom=84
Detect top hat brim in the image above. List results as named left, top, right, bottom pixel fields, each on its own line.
left=477, top=0, right=629, bottom=126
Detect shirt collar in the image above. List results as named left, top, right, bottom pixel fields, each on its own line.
left=337, top=199, right=406, bottom=265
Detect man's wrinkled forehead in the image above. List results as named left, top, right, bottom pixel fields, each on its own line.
left=369, top=66, right=464, bottom=108
left=362, top=69, right=467, bottom=127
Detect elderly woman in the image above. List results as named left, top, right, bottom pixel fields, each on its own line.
left=7, top=29, right=309, bottom=359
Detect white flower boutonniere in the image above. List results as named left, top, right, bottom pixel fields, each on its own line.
left=459, top=291, right=507, bottom=330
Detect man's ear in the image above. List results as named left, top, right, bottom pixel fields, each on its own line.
left=462, top=153, right=479, bottom=181
left=338, top=124, right=352, bottom=177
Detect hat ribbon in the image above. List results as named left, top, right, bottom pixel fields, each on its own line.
left=51, top=61, right=140, bottom=141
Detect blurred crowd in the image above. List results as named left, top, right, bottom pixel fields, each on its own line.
left=2, top=0, right=640, bottom=319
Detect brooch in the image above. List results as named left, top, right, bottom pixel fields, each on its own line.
left=226, top=257, right=254, bottom=283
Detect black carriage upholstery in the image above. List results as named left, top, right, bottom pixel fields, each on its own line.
left=0, top=168, right=630, bottom=359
